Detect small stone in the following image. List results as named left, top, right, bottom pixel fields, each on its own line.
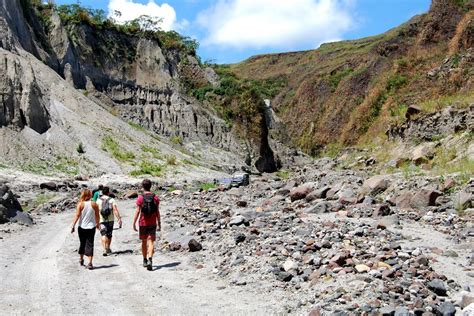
left=236, top=200, right=247, bottom=207
left=283, top=259, right=298, bottom=272
left=276, top=271, right=293, bottom=282
left=355, top=264, right=371, bottom=273
left=234, top=233, right=246, bottom=244
left=442, top=250, right=458, bottom=257
left=373, top=204, right=392, bottom=217
left=188, top=239, right=202, bottom=252
left=169, top=242, right=181, bottom=251
left=435, top=301, right=456, bottom=316
left=376, top=215, right=400, bottom=229
left=394, top=307, right=409, bottom=316
left=228, top=215, right=248, bottom=227
left=379, top=305, right=396, bottom=316
left=427, top=279, right=447, bottom=296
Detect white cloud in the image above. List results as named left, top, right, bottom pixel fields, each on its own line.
left=197, top=0, right=356, bottom=49
left=107, top=0, right=178, bottom=31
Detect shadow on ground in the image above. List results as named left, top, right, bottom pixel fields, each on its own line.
left=153, top=261, right=181, bottom=271
left=112, top=249, right=134, bottom=255
left=93, top=264, right=119, bottom=270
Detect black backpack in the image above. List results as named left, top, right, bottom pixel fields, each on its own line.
left=100, top=197, right=113, bottom=217
left=141, top=193, right=157, bottom=215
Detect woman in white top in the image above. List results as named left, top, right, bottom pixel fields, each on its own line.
left=70, top=189, right=100, bottom=269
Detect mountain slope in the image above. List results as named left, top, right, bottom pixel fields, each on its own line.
left=0, top=0, right=245, bottom=177
left=0, top=0, right=293, bottom=175
left=232, top=0, right=473, bottom=154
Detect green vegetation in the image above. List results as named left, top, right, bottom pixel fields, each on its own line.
left=76, top=142, right=85, bottom=154
left=54, top=156, right=80, bottom=175
left=128, top=121, right=146, bottom=132
left=30, top=192, right=57, bottom=210
left=386, top=74, right=407, bottom=93
left=23, top=0, right=199, bottom=58
left=182, top=159, right=195, bottom=166
left=101, top=136, right=135, bottom=162
left=141, top=145, right=162, bottom=159
left=329, top=68, right=353, bottom=92
left=321, top=143, right=343, bottom=158
left=130, top=160, right=164, bottom=177
left=418, top=91, right=474, bottom=113
left=166, top=154, right=177, bottom=165
left=200, top=182, right=217, bottom=191
left=276, top=170, right=291, bottom=179
left=170, top=135, right=183, bottom=145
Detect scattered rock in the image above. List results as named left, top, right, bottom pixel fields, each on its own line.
left=188, top=239, right=203, bottom=252
left=306, top=201, right=331, bottom=214
left=290, top=183, right=315, bottom=202
left=373, top=204, right=392, bottom=217
left=276, top=271, right=293, bottom=282
left=40, top=182, right=57, bottom=191
left=283, top=259, right=298, bottom=272
left=123, top=190, right=139, bottom=199
left=169, top=242, right=181, bottom=251
left=236, top=200, right=248, bottom=207
left=355, top=264, right=371, bottom=273
left=427, top=279, right=447, bottom=296
left=411, top=188, right=442, bottom=208
left=228, top=215, right=249, bottom=227
left=376, top=215, right=400, bottom=229
left=435, top=301, right=456, bottom=316
left=234, top=233, right=246, bottom=244
left=363, top=175, right=390, bottom=196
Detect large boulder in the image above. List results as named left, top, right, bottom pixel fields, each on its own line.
left=411, top=188, right=442, bottom=208
left=455, top=190, right=472, bottom=210
left=0, top=185, right=32, bottom=225
left=362, top=175, right=390, bottom=196
left=412, top=144, right=435, bottom=165
left=40, top=182, right=58, bottom=191
left=290, top=183, right=315, bottom=202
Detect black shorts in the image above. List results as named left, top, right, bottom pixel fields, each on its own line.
left=139, top=225, right=157, bottom=241
left=100, top=221, right=114, bottom=238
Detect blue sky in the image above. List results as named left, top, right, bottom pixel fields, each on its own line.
left=54, top=0, right=431, bottom=64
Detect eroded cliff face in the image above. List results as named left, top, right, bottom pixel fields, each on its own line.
left=0, top=45, right=50, bottom=134
left=0, top=1, right=241, bottom=156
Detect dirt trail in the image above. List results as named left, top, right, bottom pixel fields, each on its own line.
left=0, top=200, right=276, bottom=315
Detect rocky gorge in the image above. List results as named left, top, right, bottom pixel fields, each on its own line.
left=0, top=0, right=473, bottom=315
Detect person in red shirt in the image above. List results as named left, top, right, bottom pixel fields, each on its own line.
left=132, top=179, right=161, bottom=271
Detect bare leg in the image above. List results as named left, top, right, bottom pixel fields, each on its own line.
left=141, top=240, right=147, bottom=259
left=147, top=239, right=154, bottom=258
left=87, top=255, right=93, bottom=265
left=101, top=236, right=107, bottom=252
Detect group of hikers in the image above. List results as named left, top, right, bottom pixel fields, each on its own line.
left=70, top=179, right=161, bottom=271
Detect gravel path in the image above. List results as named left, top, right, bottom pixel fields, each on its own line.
left=0, top=200, right=276, bottom=315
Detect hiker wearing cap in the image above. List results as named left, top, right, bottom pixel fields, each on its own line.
left=132, top=179, right=161, bottom=271
left=97, top=186, right=122, bottom=256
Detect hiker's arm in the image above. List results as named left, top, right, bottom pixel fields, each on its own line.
left=132, top=207, right=139, bottom=232
left=92, top=202, right=100, bottom=230
left=156, top=208, right=161, bottom=231
left=71, top=203, right=83, bottom=233
left=113, top=204, right=122, bottom=227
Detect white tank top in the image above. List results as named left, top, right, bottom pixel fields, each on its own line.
left=78, top=201, right=96, bottom=229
